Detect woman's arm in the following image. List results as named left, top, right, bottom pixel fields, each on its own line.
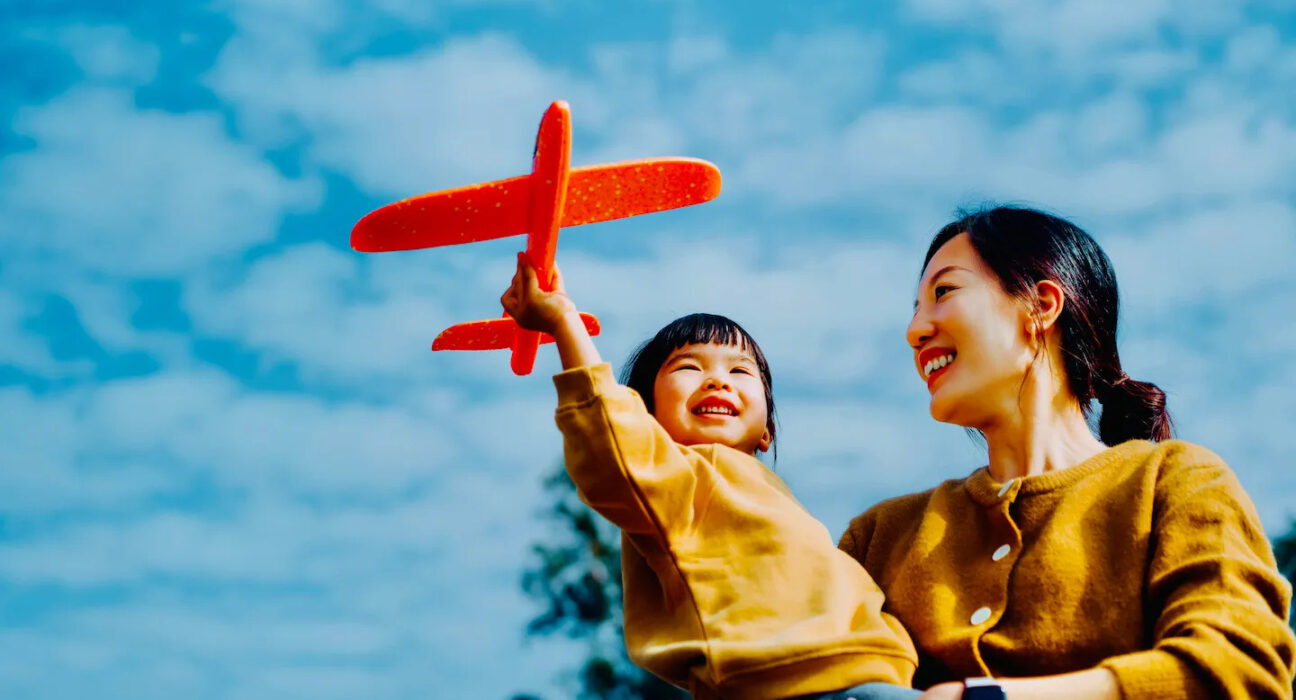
left=918, top=446, right=1295, bottom=700
left=1092, top=448, right=1294, bottom=699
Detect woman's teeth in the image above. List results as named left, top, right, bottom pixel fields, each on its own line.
left=924, top=353, right=956, bottom=378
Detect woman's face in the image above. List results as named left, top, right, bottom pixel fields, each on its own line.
left=905, top=232, right=1037, bottom=428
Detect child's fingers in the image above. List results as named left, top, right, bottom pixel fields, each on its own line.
left=500, top=284, right=517, bottom=313
left=550, top=263, right=566, bottom=294
left=518, top=253, right=542, bottom=294
left=501, top=261, right=523, bottom=308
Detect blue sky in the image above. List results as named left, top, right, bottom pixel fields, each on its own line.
left=3, top=1, right=1295, bottom=697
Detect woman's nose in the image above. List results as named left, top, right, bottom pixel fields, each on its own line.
left=906, top=311, right=934, bottom=350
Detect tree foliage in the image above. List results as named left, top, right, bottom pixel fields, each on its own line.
left=1274, top=519, right=1296, bottom=585
left=511, top=464, right=687, bottom=700
left=1274, top=519, right=1296, bottom=693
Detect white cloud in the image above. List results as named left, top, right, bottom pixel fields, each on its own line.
left=0, top=385, right=180, bottom=515
left=1103, top=200, right=1296, bottom=314
left=666, top=36, right=729, bottom=75
left=0, top=590, right=577, bottom=699
left=219, top=0, right=546, bottom=40
left=903, top=0, right=1240, bottom=56
left=20, top=23, right=161, bottom=86
left=0, top=88, right=320, bottom=277
left=208, top=33, right=602, bottom=196
left=734, top=105, right=994, bottom=209
left=0, top=289, right=68, bottom=376
left=183, top=239, right=532, bottom=384
left=730, top=83, right=1296, bottom=217
left=777, top=395, right=986, bottom=534
left=1073, top=93, right=1149, bottom=155
left=556, top=233, right=922, bottom=387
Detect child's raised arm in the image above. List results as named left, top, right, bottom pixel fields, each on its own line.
left=500, top=253, right=602, bottom=370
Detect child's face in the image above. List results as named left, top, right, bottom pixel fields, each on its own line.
left=651, top=342, right=771, bottom=455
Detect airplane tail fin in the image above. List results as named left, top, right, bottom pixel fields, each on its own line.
left=431, top=313, right=600, bottom=354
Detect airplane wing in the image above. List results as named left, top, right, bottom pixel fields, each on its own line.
left=351, top=158, right=721, bottom=253
left=431, top=313, right=601, bottom=351
left=561, top=158, right=722, bottom=226
left=351, top=175, right=531, bottom=252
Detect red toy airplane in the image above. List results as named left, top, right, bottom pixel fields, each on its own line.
left=351, top=100, right=722, bottom=375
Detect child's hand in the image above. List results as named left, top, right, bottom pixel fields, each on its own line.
left=501, top=253, right=577, bottom=335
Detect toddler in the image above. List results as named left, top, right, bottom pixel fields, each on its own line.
left=502, top=254, right=918, bottom=700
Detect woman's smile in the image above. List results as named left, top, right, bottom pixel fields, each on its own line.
left=925, top=356, right=955, bottom=390
left=917, top=347, right=958, bottom=391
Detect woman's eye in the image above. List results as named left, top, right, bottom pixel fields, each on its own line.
left=934, top=285, right=954, bottom=299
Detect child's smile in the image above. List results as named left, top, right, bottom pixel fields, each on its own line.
left=692, top=395, right=739, bottom=418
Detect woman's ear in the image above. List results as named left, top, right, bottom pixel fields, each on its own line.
left=1034, top=280, right=1066, bottom=333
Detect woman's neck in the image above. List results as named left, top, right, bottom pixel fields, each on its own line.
left=980, top=373, right=1107, bottom=482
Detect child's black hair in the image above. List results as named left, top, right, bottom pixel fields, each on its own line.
left=620, top=313, right=777, bottom=459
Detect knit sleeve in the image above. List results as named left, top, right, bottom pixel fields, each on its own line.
left=838, top=508, right=878, bottom=565
left=1100, top=443, right=1296, bottom=700
left=552, top=363, right=709, bottom=541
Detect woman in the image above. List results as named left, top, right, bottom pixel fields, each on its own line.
left=830, top=207, right=1294, bottom=699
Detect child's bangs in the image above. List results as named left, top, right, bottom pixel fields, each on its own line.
left=656, top=314, right=753, bottom=356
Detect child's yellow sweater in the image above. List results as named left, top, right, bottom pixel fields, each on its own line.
left=839, top=438, right=1296, bottom=699
left=554, top=364, right=918, bottom=699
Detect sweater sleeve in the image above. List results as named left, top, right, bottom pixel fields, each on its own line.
left=552, top=363, right=710, bottom=544
left=1100, top=445, right=1296, bottom=700
left=838, top=509, right=877, bottom=567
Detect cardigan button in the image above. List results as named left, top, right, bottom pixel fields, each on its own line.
left=996, top=480, right=1014, bottom=498
left=971, top=607, right=992, bottom=625
left=992, top=544, right=1011, bottom=561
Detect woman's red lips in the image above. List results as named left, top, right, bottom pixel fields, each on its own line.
left=926, top=362, right=953, bottom=390
left=917, top=346, right=957, bottom=390
left=917, top=346, right=956, bottom=369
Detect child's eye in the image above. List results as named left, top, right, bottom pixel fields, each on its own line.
left=731, top=366, right=754, bottom=376
left=672, top=363, right=700, bottom=372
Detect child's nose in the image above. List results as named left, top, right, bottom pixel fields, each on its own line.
left=704, top=377, right=731, bottom=391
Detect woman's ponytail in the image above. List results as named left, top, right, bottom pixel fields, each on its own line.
left=1096, top=371, right=1173, bottom=445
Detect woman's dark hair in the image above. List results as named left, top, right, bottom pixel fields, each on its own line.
left=923, top=205, right=1173, bottom=445
left=621, top=313, right=778, bottom=458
